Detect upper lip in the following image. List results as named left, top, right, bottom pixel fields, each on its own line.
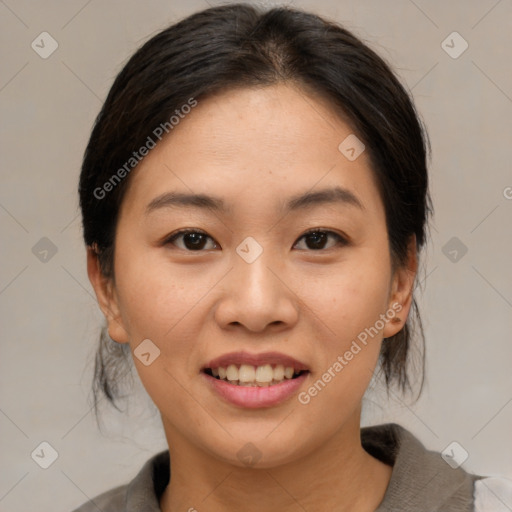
left=202, top=351, right=309, bottom=371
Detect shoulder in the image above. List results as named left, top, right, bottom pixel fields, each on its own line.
left=474, top=476, right=512, bottom=512
left=70, top=449, right=170, bottom=512
left=70, top=484, right=127, bottom=512
left=362, top=423, right=501, bottom=511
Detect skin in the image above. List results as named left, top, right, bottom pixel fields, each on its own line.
left=88, top=82, right=417, bottom=512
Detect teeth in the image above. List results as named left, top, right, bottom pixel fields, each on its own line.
left=239, top=364, right=256, bottom=382
left=255, top=364, right=273, bottom=383
left=273, top=364, right=285, bottom=380
left=226, top=364, right=239, bottom=381
left=208, top=364, right=303, bottom=386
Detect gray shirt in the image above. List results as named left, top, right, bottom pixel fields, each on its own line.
left=71, top=423, right=482, bottom=512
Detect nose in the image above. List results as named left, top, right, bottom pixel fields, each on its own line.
left=214, top=245, right=299, bottom=333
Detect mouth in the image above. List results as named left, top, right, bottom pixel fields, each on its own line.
left=203, top=364, right=309, bottom=387
left=201, top=351, right=310, bottom=407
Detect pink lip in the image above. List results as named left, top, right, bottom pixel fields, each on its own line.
left=202, top=371, right=309, bottom=409
left=202, top=351, right=309, bottom=371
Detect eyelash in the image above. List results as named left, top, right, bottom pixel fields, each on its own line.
left=163, top=228, right=349, bottom=252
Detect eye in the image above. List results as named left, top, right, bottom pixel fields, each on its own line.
left=163, top=228, right=348, bottom=252
left=164, top=229, right=218, bottom=251
left=293, top=229, right=348, bottom=251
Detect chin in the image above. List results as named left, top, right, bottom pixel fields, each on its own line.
left=202, top=430, right=312, bottom=470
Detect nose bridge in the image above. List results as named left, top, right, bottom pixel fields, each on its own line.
left=214, top=235, right=298, bottom=332
left=234, top=235, right=280, bottom=300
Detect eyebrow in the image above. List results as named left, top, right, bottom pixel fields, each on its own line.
left=144, top=186, right=365, bottom=216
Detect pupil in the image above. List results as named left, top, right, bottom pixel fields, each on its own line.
left=185, top=233, right=205, bottom=250
left=308, top=232, right=326, bottom=250
left=184, top=232, right=327, bottom=250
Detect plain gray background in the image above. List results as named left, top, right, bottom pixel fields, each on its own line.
left=1, top=1, right=511, bottom=511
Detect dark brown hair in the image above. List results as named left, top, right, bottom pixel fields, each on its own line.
left=79, top=2, right=432, bottom=419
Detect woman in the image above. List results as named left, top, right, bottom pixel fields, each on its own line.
left=73, top=3, right=511, bottom=511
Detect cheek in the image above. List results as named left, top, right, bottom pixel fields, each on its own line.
left=292, top=253, right=391, bottom=414
left=115, top=244, right=204, bottom=332
left=113, top=247, right=214, bottom=381
left=299, top=255, right=391, bottom=347
left=113, top=251, right=207, bottom=412
left=295, top=265, right=389, bottom=426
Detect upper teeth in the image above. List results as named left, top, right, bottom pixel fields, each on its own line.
left=211, top=364, right=300, bottom=386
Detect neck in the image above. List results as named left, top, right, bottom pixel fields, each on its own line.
left=159, top=416, right=392, bottom=512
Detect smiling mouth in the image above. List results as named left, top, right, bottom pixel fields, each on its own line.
left=203, top=364, right=309, bottom=387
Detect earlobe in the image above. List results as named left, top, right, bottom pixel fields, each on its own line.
left=383, top=235, right=418, bottom=339
left=86, top=246, right=130, bottom=344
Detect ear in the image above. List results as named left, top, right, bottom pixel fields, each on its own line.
left=86, top=246, right=130, bottom=344
left=382, top=234, right=418, bottom=339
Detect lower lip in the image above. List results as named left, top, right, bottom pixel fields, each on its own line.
left=202, top=372, right=309, bottom=409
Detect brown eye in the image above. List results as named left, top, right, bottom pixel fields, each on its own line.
left=294, top=230, right=347, bottom=251
left=165, top=229, right=218, bottom=251
left=164, top=228, right=347, bottom=252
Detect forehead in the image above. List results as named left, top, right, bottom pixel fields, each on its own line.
left=120, top=83, right=383, bottom=219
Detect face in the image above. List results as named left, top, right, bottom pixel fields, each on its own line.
left=89, top=83, right=415, bottom=468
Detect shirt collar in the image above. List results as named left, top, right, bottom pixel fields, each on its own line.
left=123, top=423, right=477, bottom=512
